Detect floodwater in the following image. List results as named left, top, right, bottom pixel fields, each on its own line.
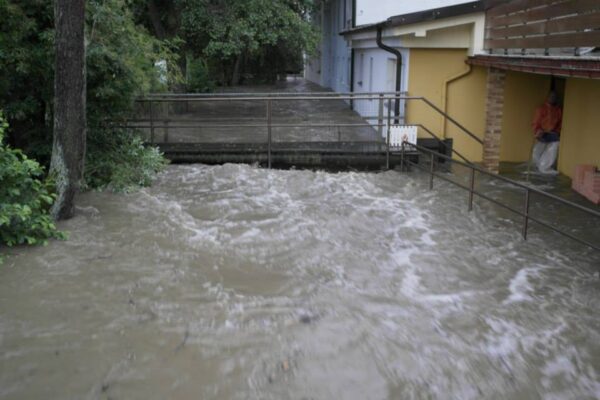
left=1, top=164, right=599, bottom=400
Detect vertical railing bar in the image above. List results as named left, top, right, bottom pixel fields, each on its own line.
left=468, top=167, right=476, bottom=211
left=267, top=99, right=272, bottom=169
left=149, top=100, right=155, bottom=145
left=378, top=94, right=384, bottom=138
left=386, top=98, right=392, bottom=170
left=429, top=153, right=435, bottom=190
left=522, top=189, right=531, bottom=240
left=401, top=141, right=405, bottom=172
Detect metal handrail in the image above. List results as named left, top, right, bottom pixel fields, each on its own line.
left=136, top=95, right=421, bottom=102
left=402, top=142, right=600, bottom=252
left=132, top=93, right=485, bottom=155
left=141, top=91, right=410, bottom=99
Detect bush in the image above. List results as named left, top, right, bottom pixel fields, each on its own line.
left=0, top=0, right=178, bottom=194
left=186, top=56, right=215, bottom=93
left=0, top=114, right=64, bottom=254
left=85, top=127, right=168, bottom=192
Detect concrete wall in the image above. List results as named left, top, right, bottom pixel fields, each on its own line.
left=559, top=78, right=600, bottom=178
left=356, top=0, right=477, bottom=25
left=406, top=48, right=486, bottom=161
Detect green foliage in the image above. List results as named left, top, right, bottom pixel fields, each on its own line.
left=0, top=0, right=54, bottom=162
left=178, top=0, right=319, bottom=85
left=0, top=0, right=177, bottom=192
left=84, top=0, right=177, bottom=191
left=0, top=114, right=64, bottom=254
left=186, top=56, right=215, bottom=93
left=87, top=0, right=181, bottom=124
left=85, top=127, right=168, bottom=193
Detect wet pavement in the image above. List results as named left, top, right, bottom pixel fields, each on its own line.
left=136, top=79, right=382, bottom=144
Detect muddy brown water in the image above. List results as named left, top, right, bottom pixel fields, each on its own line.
left=1, top=164, right=599, bottom=399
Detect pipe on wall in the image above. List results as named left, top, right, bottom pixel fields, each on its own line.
left=376, top=25, right=402, bottom=123
left=442, top=64, right=472, bottom=138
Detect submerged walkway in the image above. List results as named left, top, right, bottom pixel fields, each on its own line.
left=138, top=78, right=381, bottom=144
left=130, top=78, right=412, bottom=167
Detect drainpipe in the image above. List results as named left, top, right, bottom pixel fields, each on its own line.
left=442, top=65, right=472, bottom=138
left=376, top=25, right=402, bottom=124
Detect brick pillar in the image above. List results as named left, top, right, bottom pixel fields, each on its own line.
left=482, top=67, right=506, bottom=174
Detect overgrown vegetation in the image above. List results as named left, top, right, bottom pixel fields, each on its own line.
left=0, top=0, right=319, bottom=253
left=0, top=0, right=175, bottom=187
left=85, top=0, right=175, bottom=191
left=0, top=114, right=64, bottom=256
left=135, top=0, right=319, bottom=86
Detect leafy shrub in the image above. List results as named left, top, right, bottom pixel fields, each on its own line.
left=85, top=127, right=168, bottom=192
left=0, top=0, right=178, bottom=194
left=186, top=56, right=215, bottom=93
left=0, top=114, right=64, bottom=254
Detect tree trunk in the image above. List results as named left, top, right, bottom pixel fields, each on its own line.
left=50, top=0, right=86, bottom=220
left=147, top=0, right=167, bottom=40
left=231, top=53, right=243, bottom=86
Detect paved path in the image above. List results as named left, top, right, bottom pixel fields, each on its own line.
left=138, top=79, right=382, bottom=144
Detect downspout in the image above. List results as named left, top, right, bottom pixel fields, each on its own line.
left=442, top=64, right=472, bottom=138
left=376, top=25, right=402, bottom=123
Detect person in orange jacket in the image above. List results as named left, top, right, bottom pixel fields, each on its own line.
left=530, top=92, right=562, bottom=174
left=532, top=91, right=562, bottom=143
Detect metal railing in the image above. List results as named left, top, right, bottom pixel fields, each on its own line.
left=402, top=142, right=600, bottom=252
left=123, top=93, right=483, bottom=169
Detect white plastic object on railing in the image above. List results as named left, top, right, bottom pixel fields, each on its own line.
left=389, top=125, right=417, bottom=147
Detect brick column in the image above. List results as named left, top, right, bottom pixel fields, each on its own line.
left=482, top=67, right=506, bottom=174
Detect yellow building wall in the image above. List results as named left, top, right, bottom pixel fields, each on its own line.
left=406, top=48, right=486, bottom=162
left=558, top=78, right=600, bottom=178
left=445, top=65, right=487, bottom=162
left=500, top=71, right=551, bottom=162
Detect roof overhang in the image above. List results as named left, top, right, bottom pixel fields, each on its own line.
left=468, top=55, right=600, bottom=79
left=340, top=1, right=484, bottom=36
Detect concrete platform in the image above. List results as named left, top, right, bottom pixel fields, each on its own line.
left=159, top=141, right=420, bottom=170
left=134, top=79, right=384, bottom=145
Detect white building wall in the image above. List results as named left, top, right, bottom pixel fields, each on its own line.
left=352, top=46, right=410, bottom=135
left=305, top=0, right=352, bottom=92
left=356, top=0, right=477, bottom=25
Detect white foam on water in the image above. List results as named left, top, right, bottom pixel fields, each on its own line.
left=1, top=163, right=599, bottom=400
left=504, top=265, right=544, bottom=304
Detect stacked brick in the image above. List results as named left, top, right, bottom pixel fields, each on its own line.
left=482, top=67, right=506, bottom=174
left=572, top=165, right=600, bottom=205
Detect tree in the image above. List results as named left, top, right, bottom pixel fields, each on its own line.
left=50, top=0, right=86, bottom=220
left=178, top=0, right=319, bottom=85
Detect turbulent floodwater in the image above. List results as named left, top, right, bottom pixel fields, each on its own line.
left=1, top=164, right=599, bottom=400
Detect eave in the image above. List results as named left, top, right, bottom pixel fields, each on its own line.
left=468, top=55, right=600, bottom=79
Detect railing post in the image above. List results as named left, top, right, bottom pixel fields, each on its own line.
left=149, top=100, right=155, bottom=145
left=164, top=120, right=169, bottom=143
left=401, top=142, right=405, bottom=172
left=429, top=154, right=435, bottom=190
left=522, top=189, right=531, bottom=240
left=386, top=98, right=392, bottom=170
left=378, top=94, right=384, bottom=138
left=468, top=168, right=476, bottom=211
left=266, top=99, right=272, bottom=169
